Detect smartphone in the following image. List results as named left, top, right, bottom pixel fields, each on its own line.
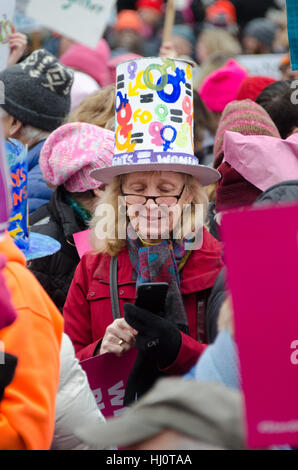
left=135, top=282, right=169, bottom=316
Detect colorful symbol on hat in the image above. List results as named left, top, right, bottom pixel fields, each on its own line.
left=182, top=96, right=193, bottom=127
left=116, top=100, right=136, bottom=152
left=155, top=104, right=168, bottom=123
left=160, top=125, right=177, bottom=151
left=157, top=68, right=186, bottom=104
left=133, top=109, right=152, bottom=124
left=127, top=61, right=138, bottom=80
left=176, top=122, right=189, bottom=148
left=170, top=109, right=183, bottom=124
left=140, top=93, right=154, bottom=103
left=117, top=73, right=125, bottom=90
left=149, top=121, right=164, bottom=146
left=128, top=70, right=153, bottom=97
left=143, top=58, right=176, bottom=91
left=116, top=91, right=129, bottom=112
left=186, top=64, right=192, bottom=79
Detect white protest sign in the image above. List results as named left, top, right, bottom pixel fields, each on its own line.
left=236, top=54, right=284, bottom=80
left=26, top=0, right=116, bottom=48
left=0, top=1, right=16, bottom=71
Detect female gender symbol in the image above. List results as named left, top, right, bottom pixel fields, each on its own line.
left=160, top=125, right=177, bottom=151
left=127, top=61, right=137, bottom=80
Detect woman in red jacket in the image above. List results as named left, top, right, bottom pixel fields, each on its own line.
left=63, top=57, right=223, bottom=404
left=64, top=163, right=223, bottom=402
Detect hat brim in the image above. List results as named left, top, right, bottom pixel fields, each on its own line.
left=91, top=163, right=221, bottom=187
left=23, top=233, right=61, bottom=261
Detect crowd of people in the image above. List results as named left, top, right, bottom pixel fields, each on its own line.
left=0, top=0, right=297, bottom=451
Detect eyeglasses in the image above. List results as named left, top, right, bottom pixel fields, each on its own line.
left=121, top=184, right=185, bottom=207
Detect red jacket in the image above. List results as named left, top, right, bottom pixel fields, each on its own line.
left=64, top=228, right=223, bottom=375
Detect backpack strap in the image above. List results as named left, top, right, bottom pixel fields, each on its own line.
left=109, top=255, right=121, bottom=320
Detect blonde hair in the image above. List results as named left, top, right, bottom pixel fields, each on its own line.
left=67, top=85, right=115, bottom=130
left=197, top=29, right=241, bottom=62
left=195, top=52, right=235, bottom=91
left=90, top=172, right=209, bottom=256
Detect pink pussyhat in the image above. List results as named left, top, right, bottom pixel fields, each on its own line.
left=60, top=39, right=111, bottom=87
left=223, top=131, right=298, bottom=191
left=199, top=59, right=248, bottom=113
left=40, top=123, right=115, bottom=192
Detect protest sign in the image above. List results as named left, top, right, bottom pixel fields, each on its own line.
left=221, top=204, right=298, bottom=449
left=0, top=129, right=10, bottom=236
left=0, top=0, right=16, bottom=71
left=236, top=54, right=283, bottom=80
left=286, top=0, right=298, bottom=70
left=80, top=348, right=137, bottom=418
left=73, top=229, right=92, bottom=258
left=26, top=0, right=116, bottom=48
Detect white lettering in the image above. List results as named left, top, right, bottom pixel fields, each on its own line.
left=108, top=380, right=125, bottom=407
left=291, top=80, right=298, bottom=105
left=290, top=340, right=298, bottom=365
left=258, top=420, right=298, bottom=433
left=92, top=387, right=105, bottom=411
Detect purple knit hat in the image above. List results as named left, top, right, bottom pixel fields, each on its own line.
left=40, top=123, right=114, bottom=192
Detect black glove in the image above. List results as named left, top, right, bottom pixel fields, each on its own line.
left=124, top=303, right=182, bottom=369
left=0, top=353, right=18, bottom=402
left=123, top=352, right=165, bottom=406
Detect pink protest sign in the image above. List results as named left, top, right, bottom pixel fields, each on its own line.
left=221, top=203, right=298, bottom=449
left=73, top=229, right=92, bottom=259
left=80, top=348, right=137, bottom=418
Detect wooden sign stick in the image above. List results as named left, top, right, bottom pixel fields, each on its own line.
left=162, top=0, right=176, bottom=45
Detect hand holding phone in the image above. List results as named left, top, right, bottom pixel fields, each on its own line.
left=135, top=282, right=169, bottom=316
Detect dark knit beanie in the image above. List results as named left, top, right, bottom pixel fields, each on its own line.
left=216, top=162, right=262, bottom=211
left=0, top=49, right=74, bottom=132
left=243, top=18, right=276, bottom=48
left=213, top=99, right=280, bottom=169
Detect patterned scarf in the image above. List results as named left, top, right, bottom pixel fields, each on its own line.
left=127, top=226, right=190, bottom=334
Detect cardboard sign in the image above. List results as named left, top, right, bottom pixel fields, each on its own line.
left=80, top=348, right=137, bottom=418
left=0, top=0, right=16, bottom=71
left=236, top=54, right=283, bottom=80
left=0, top=132, right=11, bottom=235
left=73, top=229, right=92, bottom=259
left=6, top=140, right=28, bottom=244
left=26, top=0, right=116, bottom=48
left=221, top=204, right=298, bottom=449
left=286, top=0, right=298, bottom=70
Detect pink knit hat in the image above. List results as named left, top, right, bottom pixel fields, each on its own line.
left=60, top=39, right=111, bottom=87
left=199, top=59, right=248, bottom=113
left=40, top=123, right=114, bottom=192
left=213, top=99, right=280, bottom=169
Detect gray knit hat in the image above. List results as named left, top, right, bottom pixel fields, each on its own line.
left=75, top=378, right=246, bottom=450
left=0, top=49, right=74, bottom=131
left=243, top=18, right=276, bottom=48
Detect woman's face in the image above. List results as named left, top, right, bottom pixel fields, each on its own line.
left=121, top=171, right=193, bottom=243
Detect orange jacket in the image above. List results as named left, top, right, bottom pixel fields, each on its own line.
left=0, top=234, right=63, bottom=450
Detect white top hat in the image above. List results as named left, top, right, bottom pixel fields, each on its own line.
left=91, top=57, right=220, bottom=186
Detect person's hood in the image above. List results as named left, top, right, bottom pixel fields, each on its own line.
left=0, top=232, right=26, bottom=266
left=254, top=180, right=298, bottom=206
left=27, top=140, right=46, bottom=171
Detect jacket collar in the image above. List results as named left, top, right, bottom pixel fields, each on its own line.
left=49, top=187, right=87, bottom=241
left=92, top=229, right=223, bottom=293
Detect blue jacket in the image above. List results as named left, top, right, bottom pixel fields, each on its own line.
left=184, top=329, right=240, bottom=390
left=27, top=140, right=53, bottom=214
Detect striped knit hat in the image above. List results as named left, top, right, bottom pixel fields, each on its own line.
left=213, top=99, right=280, bottom=169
